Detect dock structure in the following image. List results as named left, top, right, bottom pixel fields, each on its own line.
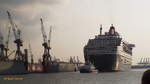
left=0, top=11, right=29, bottom=75
left=138, top=57, right=150, bottom=65
left=132, top=57, right=150, bottom=69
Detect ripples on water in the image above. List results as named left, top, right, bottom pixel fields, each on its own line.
left=0, top=70, right=145, bottom=84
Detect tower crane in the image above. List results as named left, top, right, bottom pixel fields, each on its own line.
left=29, top=43, right=34, bottom=64
left=7, top=11, right=23, bottom=61
left=40, top=18, right=52, bottom=63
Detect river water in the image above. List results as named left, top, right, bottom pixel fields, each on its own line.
left=0, top=69, right=145, bottom=84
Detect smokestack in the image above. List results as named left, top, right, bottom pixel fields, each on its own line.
left=100, top=24, right=102, bottom=35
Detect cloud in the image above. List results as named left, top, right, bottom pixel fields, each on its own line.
left=0, top=0, right=60, bottom=42
left=0, top=0, right=140, bottom=64
left=0, top=0, right=112, bottom=62
left=0, top=0, right=61, bottom=26
left=0, top=0, right=60, bottom=8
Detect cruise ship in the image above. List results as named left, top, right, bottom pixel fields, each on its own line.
left=84, top=24, right=135, bottom=72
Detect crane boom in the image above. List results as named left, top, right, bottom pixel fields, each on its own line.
left=5, top=25, right=11, bottom=50
left=40, top=18, right=47, bottom=43
left=48, top=26, right=52, bottom=48
left=29, top=44, right=34, bottom=64
left=0, top=28, right=3, bottom=45
left=0, top=28, right=5, bottom=59
left=7, top=11, right=18, bottom=40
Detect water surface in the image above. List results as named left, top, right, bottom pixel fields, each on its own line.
left=0, top=70, right=144, bottom=84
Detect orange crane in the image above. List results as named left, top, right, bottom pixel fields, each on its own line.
left=7, top=11, right=23, bottom=61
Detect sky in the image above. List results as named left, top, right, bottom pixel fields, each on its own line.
left=0, top=0, right=150, bottom=64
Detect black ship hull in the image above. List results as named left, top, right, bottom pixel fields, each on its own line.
left=89, top=54, right=131, bottom=72
left=0, top=60, right=27, bottom=75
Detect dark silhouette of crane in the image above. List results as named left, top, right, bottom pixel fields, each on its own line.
left=47, top=26, right=52, bottom=61
left=0, top=24, right=15, bottom=61
left=29, top=43, right=34, bottom=64
left=0, top=29, right=5, bottom=60
left=40, top=18, right=53, bottom=72
left=4, top=25, right=11, bottom=59
left=40, top=18, right=52, bottom=63
left=7, top=11, right=23, bottom=61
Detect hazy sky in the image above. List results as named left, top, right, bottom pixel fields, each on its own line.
left=0, top=0, right=150, bottom=64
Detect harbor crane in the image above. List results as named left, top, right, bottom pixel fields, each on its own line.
left=0, top=29, right=5, bottom=60
left=0, top=25, right=15, bottom=61
left=7, top=11, right=23, bottom=61
left=4, top=25, right=11, bottom=58
left=29, top=43, right=34, bottom=64
left=40, top=18, right=52, bottom=63
left=48, top=26, right=52, bottom=61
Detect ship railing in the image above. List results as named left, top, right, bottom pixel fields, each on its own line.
left=96, top=35, right=121, bottom=39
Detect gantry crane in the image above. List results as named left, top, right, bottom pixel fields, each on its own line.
left=40, top=18, right=52, bottom=63
left=7, top=11, right=23, bottom=61
left=29, top=43, right=34, bottom=64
